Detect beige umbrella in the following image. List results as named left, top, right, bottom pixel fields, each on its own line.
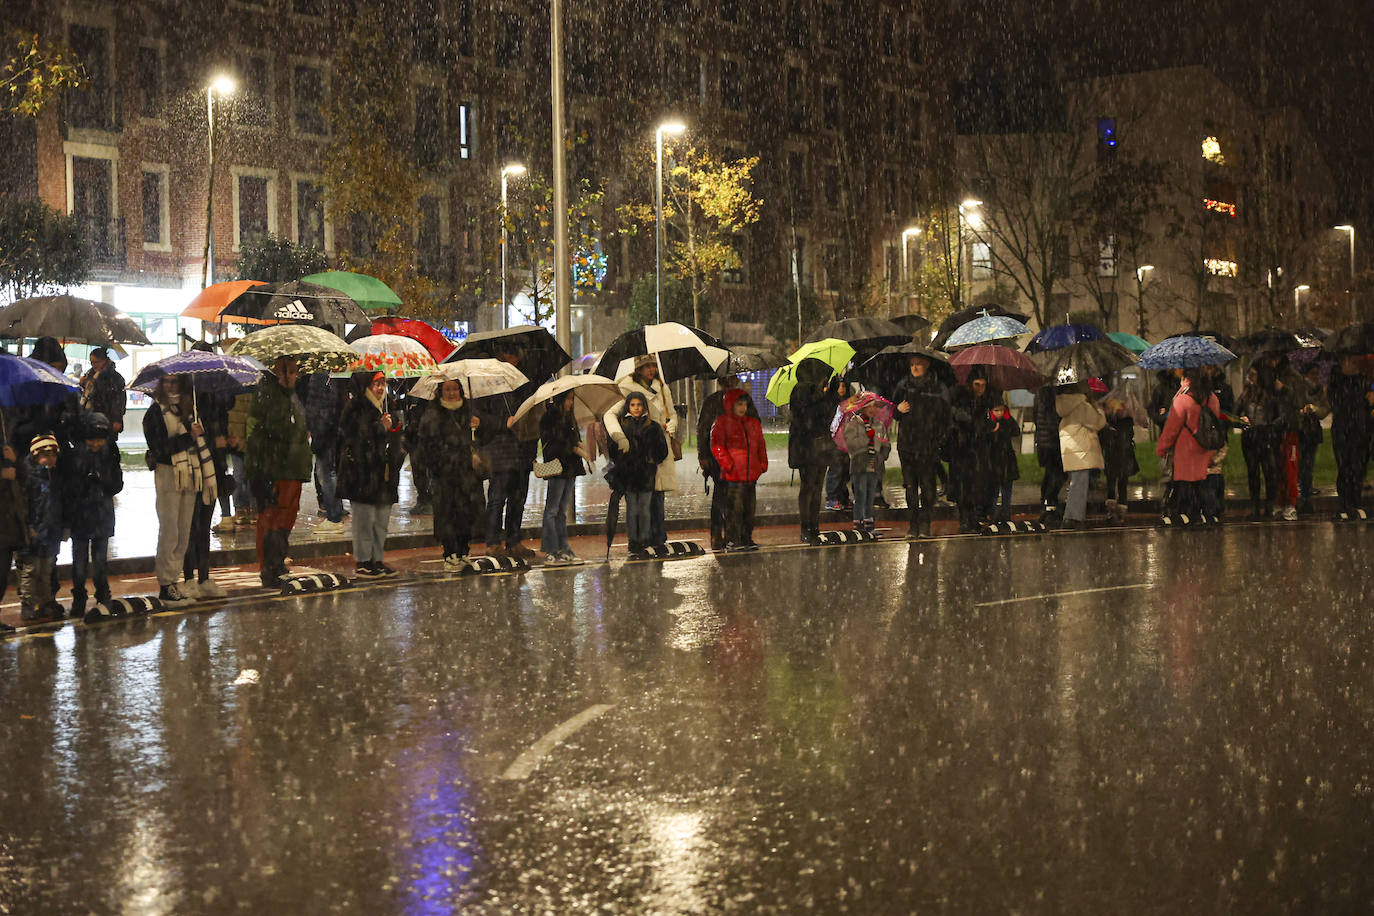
left=508, top=374, right=626, bottom=441
left=409, top=358, right=528, bottom=400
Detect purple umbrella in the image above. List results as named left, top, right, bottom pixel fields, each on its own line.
left=128, top=350, right=265, bottom=395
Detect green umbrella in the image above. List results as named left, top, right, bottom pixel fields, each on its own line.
left=788, top=338, right=855, bottom=374
left=1107, top=331, right=1151, bottom=354
left=301, top=271, right=403, bottom=313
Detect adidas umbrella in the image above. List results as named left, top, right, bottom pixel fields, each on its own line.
left=219, top=280, right=371, bottom=334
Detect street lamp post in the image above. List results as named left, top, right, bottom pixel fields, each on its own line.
left=654, top=121, right=686, bottom=324
left=1336, top=225, right=1356, bottom=322
left=550, top=0, right=571, bottom=356
left=956, top=199, right=981, bottom=308
left=1135, top=264, right=1154, bottom=338
left=500, top=164, right=526, bottom=329
left=201, top=75, right=236, bottom=290
left=1294, top=284, right=1310, bottom=324
left=900, top=226, right=921, bottom=288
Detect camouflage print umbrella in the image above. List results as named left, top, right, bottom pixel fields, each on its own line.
left=228, top=324, right=356, bottom=375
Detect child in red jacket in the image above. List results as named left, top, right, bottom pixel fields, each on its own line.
left=711, top=390, right=767, bottom=551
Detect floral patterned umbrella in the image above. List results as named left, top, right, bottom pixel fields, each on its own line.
left=227, top=325, right=356, bottom=375
left=340, top=334, right=439, bottom=378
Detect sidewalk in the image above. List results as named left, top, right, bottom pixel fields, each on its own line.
left=48, top=443, right=1336, bottom=578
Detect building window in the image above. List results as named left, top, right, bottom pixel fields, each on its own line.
left=418, top=195, right=444, bottom=277
left=67, top=24, right=113, bottom=130
left=820, top=3, right=840, bottom=50
left=571, top=119, right=595, bottom=182
left=823, top=243, right=841, bottom=292
left=293, top=0, right=325, bottom=15
left=908, top=98, right=922, bottom=143
left=971, top=241, right=992, bottom=280
left=456, top=0, right=475, bottom=57
left=457, top=101, right=473, bottom=160
left=1052, top=234, right=1070, bottom=275
left=720, top=0, right=740, bottom=23
left=234, top=172, right=276, bottom=249
left=821, top=83, right=840, bottom=130
left=792, top=235, right=808, bottom=288
left=69, top=151, right=120, bottom=264
left=569, top=41, right=597, bottom=95
left=414, top=84, right=445, bottom=169
left=234, top=53, right=273, bottom=127
left=785, top=1, right=807, bottom=49
left=882, top=168, right=897, bottom=213
left=498, top=13, right=523, bottom=65
left=666, top=42, right=693, bottom=101
left=1098, top=237, right=1117, bottom=277
left=136, top=45, right=164, bottom=119
left=350, top=212, right=373, bottom=258
left=787, top=151, right=809, bottom=219
left=295, top=179, right=325, bottom=250
left=883, top=91, right=898, bottom=137
left=722, top=235, right=746, bottom=285
left=720, top=58, right=742, bottom=111
left=494, top=109, right=519, bottom=162
left=823, top=162, right=840, bottom=210
left=141, top=168, right=169, bottom=249
left=886, top=244, right=901, bottom=291
left=293, top=64, right=327, bottom=136
left=412, top=0, right=444, bottom=64
left=909, top=21, right=922, bottom=64
left=787, top=67, right=807, bottom=134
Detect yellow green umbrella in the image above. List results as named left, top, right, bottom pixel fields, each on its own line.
left=765, top=339, right=854, bottom=407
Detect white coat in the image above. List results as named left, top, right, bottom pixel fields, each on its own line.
left=603, top=375, right=679, bottom=492
left=1055, top=392, right=1107, bottom=472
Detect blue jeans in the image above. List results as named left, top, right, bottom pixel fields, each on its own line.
left=486, top=470, right=530, bottom=548
left=852, top=471, right=879, bottom=523
left=230, top=452, right=254, bottom=513
left=993, top=481, right=1014, bottom=522
left=314, top=442, right=344, bottom=523
left=541, top=476, right=574, bottom=555
left=650, top=490, right=666, bottom=546
left=625, top=490, right=652, bottom=547
left=826, top=463, right=851, bottom=504
left=71, top=537, right=110, bottom=602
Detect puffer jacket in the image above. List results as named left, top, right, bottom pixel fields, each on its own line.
left=1156, top=386, right=1222, bottom=483
left=892, top=371, right=950, bottom=461
left=711, top=390, right=768, bottom=483
left=604, top=375, right=678, bottom=491
left=606, top=407, right=667, bottom=493
left=336, top=384, right=404, bottom=505
left=1032, top=386, right=1062, bottom=457
left=841, top=412, right=891, bottom=476
left=246, top=380, right=313, bottom=482
left=60, top=440, right=123, bottom=540
left=1056, top=392, right=1107, bottom=472
left=699, top=386, right=761, bottom=464
left=24, top=457, right=62, bottom=553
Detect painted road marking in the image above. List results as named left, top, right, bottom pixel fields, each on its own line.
left=500, top=704, right=615, bottom=781
left=975, top=583, right=1151, bottom=607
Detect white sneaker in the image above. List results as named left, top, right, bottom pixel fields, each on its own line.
left=442, top=554, right=469, bottom=570
left=160, top=584, right=194, bottom=605
left=212, top=518, right=237, bottom=534
left=197, top=580, right=227, bottom=599
left=314, top=519, right=346, bottom=536
left=1282, top=506, right=1298, bottom=521
left=179, top=579, right=202, bottom=599
left=560, top=551, right=585, bottom=565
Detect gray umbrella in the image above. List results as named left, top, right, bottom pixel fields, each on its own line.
left=0, top=295, right=150, bottom=346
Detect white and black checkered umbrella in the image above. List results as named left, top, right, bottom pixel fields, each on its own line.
left=593, top=322, right=729, bottom=383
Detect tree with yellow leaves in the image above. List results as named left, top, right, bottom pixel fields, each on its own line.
left=1, top=31, right=85, bottom=118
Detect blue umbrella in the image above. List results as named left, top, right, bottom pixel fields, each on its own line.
left=0, top=353, right=80, bottom=408
left=1026, top=323, right=1104, bottom=353
left=1137, top=335, right=1237, bottom=369
left=128, top=350, right=265, bottom=395
left=943, top=312, right=1031, bottom=349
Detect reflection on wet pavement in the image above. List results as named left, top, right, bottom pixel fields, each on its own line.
left=3, top=525, right=1373, bottom=912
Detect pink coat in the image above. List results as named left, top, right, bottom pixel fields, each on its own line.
left=1156, top=387, right=1221, bottom=482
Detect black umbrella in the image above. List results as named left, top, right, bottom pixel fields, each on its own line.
left=804, top=316, right=910, bottom=349
left=716, top=347, right=789, bottom=377
left=1031, top=339, right=1137, bottom=386
left=1244, top=327, right=1304, bottom=354
left=593, top=321, right=729, bottom=383
left=445, top=325, right=572, bottom=385
left=931, top=304, right=1031, bottom=350
left=889, top=314, right=933, bottom=335
left=0, top=295, right=150, bottom=346
left=856, top=342, right=956, bottom=395
left=1323, top=321, right=1374, bottom=356
left=222, top=280, right=371, bottom=334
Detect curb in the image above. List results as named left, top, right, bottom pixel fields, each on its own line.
left=64, top=494, right=1350, bottom=579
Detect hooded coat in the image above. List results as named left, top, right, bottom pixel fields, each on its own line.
left=711, top=390, right=769, bottom=483
left=1056, top=391, right=1108, bottom=472
left=416, top=397, right=483, bottom=546
left=787, top=359, right=837, bottom=469
left=246, top=378, right=312, bottom=482
left=892, top=370, right=951, bottom=462
left=336, top=377, right=404, bottom=505
left=606, top=397, right=667, bottom=493
left=604, top=372, right=678, bottom=491
left=699, top=385, right=760, bottom=464
left=60, top=440, right=123, bottom=540
left=1156, top=386, right=1222, bottom=482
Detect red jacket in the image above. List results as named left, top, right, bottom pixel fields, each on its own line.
left=710, top=390, right=768, bottom=483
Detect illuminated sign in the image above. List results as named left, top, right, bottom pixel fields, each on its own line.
left=1204, top=198, right=1237, bottom=217
left=1202, top=136, right=1225, bottom=164
left=1204, top=258, right=1237, bottom=277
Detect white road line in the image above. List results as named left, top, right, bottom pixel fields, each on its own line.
left=974, top=583, right=1151, bottom=607
left=500, top=704, right=615, bottom=781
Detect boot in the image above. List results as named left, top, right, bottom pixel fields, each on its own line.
left=69, top=590, right=87, bottom=620
left=260, top=529, right=289, bottom=587
left=1105, top=499, right=1118, bottom=523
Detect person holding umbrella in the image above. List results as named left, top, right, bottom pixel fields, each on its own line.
left=474, top=342, right=540, bottom=562
left=1329, top=355, right=1374, bottom=518
left=604, top=355, right=678, bottom=549
left=1297, top=363, right=1330, bottom=515
left=1055, top=378, right=1108, bottom=529
left=698, top=374, right=754, bottom=550
left=246, top=356, right=314, bottom=588
left=417, top=379, right=483, bottom=567
left=788, top=359, right=836, bottom=546
left=893, top=353, right=950, bottom=539
left=80, top=347, right=126, bottom=437
left=824, top=377, right=855, bottom=512
left=712, top=389, right=768, bottom=550
left=606, top=392, right=668, bottom=558
left=839, top=391, right=893, bottom=533
left=336, top=371, right=405, bottom=578
left=949, top=369, right=1002, bottom=531
left=12, top=337, right=80, bottom=450
left=1155, top=368, right=1223, bottom=522
left=538, top=390, right=590, bottom=565
left=1236, top=366, right=1278, bottom=519
left=143, top=375, right=204, bottom=605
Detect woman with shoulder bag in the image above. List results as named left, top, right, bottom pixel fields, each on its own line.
left=143, top=375, right=205, bottom=605
left=417, top=379, right=483, bottom=568
left=538, top=391, right=590, bottom=566
left=337, top=371, right=404, bottom=579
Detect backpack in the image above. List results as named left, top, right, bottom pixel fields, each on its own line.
left=1190, top=402, right=1228, bottom=451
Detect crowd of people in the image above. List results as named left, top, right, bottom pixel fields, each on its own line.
left=4, top=335, right=1374, bottom=630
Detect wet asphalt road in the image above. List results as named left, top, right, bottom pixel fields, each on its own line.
left=3, top=524, right=1374, bottom=914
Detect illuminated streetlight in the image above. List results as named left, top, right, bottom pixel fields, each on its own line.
left=202, top=75, right=237, bottom=291
left=900, top=226, right=921, bottom=285
left=500, top=164, right=527, bottom=329
left=1294, top=283, right=1310, bottom=323
left=1134, top=264, right=1155, bottom=338
left=1335, top=225, right=1356, bottom=322
left=956, top=200, right=982, bottom=306
left=654, top=121, right=687, bottom=323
